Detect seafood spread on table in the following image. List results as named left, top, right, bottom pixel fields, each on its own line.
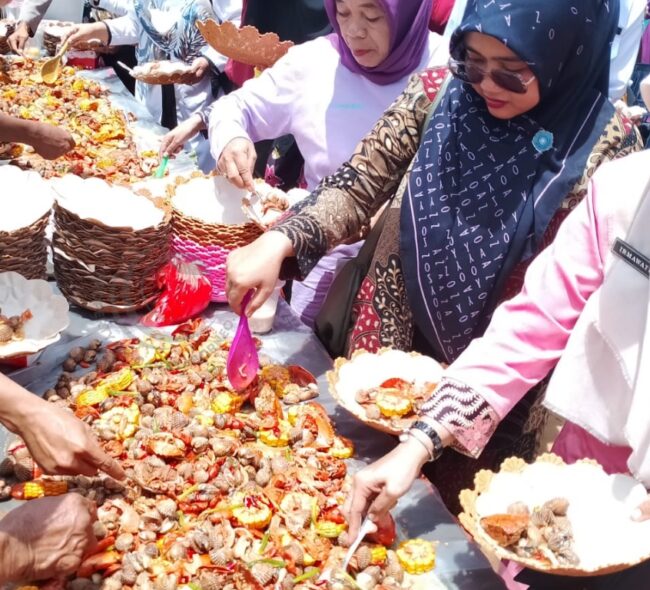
left=0, top=319, right=437, bottom=590
left=0, top=59, right=156, bottom=183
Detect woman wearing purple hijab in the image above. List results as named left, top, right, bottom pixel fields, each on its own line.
left=207, top=0, right=448, bottom=326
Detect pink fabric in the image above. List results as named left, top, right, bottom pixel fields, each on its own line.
left=171, top=235, right=229, bottom=302
left=552, top=422, right=632, bottom=475
left=442, top=157, right=635, bottom=474
left=429, top=0, right=455, bottom=34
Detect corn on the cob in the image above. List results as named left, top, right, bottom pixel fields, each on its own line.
left=375, top=391, right=412, bottom=418
left=259, top=428, right=290, bottom=447
left=396, top=539, right=436, bottom=574
left=75, top=388, right=109, bottom=407
left=12, top=479, right=68, bottom=500
left=211, top=392, right=240, bottom=414
left=370, top=545, right=387, bottom=565
left=314, top=520, right=346, bottom=538
left=329, top=436, right=354, bottom=459
left=231, top=493, right=273, bottom=529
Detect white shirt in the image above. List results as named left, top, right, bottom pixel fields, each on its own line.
left=610, top=0, right=646, bottom=101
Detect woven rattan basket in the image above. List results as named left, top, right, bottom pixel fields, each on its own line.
left=169, top=172, right=263, bottom=301
left=0, top=166, right=54, bottom=280
left=0, top=212, right=50, bottom=280
left=52, top=178, right=171, bottom=313
left=0, top=21, right=14, bottom=55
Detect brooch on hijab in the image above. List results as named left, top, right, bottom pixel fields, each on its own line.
left=532, top=130, right=554, bottom=154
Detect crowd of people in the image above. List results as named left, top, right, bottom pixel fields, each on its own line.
left=3, top=0, right=650, bottom=588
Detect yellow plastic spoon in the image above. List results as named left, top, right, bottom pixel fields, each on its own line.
left=40, top=39, right=70, bottom=84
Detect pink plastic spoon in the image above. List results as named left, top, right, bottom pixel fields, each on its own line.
left=227, top=290, right=260, bottom=391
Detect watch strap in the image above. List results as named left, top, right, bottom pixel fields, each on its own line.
left=410, top=420, right=444, bottom=461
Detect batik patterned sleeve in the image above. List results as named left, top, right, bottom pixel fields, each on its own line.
left=272, top=71, right=438, bottom=280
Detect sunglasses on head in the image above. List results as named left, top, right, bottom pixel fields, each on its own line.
left=448, top=57, right=535, bottom=94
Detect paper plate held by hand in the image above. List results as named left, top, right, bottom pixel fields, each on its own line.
left=327, top=348, right=444, bottom=435
left=0, top=272, right=69, bottom=359
left=197, top=20, right=293, bottom=69
left=459, top=453, right=650, bottom=576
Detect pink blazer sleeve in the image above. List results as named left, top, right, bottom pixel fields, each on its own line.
left=422, top=165, right=611, bottom=456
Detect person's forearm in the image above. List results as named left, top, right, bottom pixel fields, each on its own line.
left=0, top=114, right=38, bottom=146
left=18, top=0, right=54, bottom=35
left=0, top=529, right=15, bottom=584
left=0, top=373, right=35, bottom=434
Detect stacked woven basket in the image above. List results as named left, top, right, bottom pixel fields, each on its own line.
left=51, top=176, right=171, bottom=313
left=0, top=21, right=14, bottom=55
left=169, top=173, right=263, bottom=301
left=0, top=166, right=53, bottom=280
left=42, top=21, right=73, bottom=56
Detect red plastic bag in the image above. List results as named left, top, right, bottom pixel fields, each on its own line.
left=141, top=258, right=212, bottom=327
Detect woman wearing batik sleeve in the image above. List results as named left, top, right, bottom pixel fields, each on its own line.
left=346, top=148, right=650, bottom=590
left=227, top=0, right=642, bottom=510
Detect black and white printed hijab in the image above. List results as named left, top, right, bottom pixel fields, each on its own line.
left=400, top=0, right=619, bottom=363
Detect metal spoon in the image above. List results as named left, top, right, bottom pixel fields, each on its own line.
left=40, top=39, right=70, bottom=84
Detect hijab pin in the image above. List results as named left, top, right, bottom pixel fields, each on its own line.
left=532, top=130, right=554, bottom=154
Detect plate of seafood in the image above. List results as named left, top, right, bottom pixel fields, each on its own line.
left=459, top=453, right=650, bottom=576
left=131, top=61, right=197, bottom=85
left=0, top=319, right=441, bottom=589
left=0, top=272, right=69, bottom=359
left=242, top=179, right=307, bottom=229
left=327, top=348, right=444, bottom=435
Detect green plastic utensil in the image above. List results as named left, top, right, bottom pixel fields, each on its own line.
left=154, top=155, right=169, bottom=179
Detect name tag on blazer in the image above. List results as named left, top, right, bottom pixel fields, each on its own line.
left=612, top=238, right=650, bottom=278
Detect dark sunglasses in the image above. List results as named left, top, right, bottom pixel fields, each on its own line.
left=448, top=57, right=535, bottom=94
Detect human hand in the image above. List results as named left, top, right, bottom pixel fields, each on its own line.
left=14, top=396, right=124, bottom=480
left=631, top=494, right=650, bottom=522
left=63, top=22, right=109, bottom=49
left=188, top=56, right=210, bottom=82
left=343, top=438, right=429, bottom=541
left=7, top=21, right=30, bottom=55
left=159, top=114, right=204, bottom=158
left=0, top=494, right=97, bottom=583
left=226, top=231, right=294, bottom=315
left=217, top=137, right=257, bottom=191
left=27, top=122, right=75, bottom=160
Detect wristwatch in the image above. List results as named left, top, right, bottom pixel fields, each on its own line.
left=399, top=420, right=444, bottom=462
